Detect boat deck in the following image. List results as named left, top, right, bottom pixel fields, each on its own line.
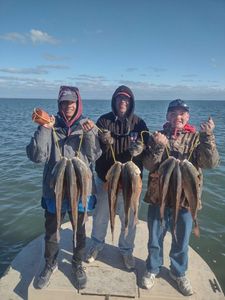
left=0, top=216, right=224, bottom=300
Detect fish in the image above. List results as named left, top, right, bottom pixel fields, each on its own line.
left=158, top=156, right=177, bottom=222
left=170, top=159, right=182, bottom=240
left=180, top=159, right=200, bottom=237
left=121, top=161, right=142, bottom=235
left=105, top=161, right=123, bottom=241
left=51, top=157, right=68, bottom=241
left=71, top=156, right=91, bottom=222
left=65, top=159, right=79, bottom=247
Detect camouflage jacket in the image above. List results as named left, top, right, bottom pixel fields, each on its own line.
left=142, top=126, right=220, bottom=209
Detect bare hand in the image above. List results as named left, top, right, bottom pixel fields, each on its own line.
left=43, top=115, right=55, bottom=129
left=153, top=131, right=168, bottom=146
left=200, top=117, right=215, bottom=134
left=81, top=119, right=95, bottom=132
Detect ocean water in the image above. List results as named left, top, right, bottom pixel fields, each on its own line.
left=0, top=98, right=224, bottom=293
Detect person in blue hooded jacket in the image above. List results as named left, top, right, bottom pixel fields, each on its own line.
left=26, top=86, right=101, bottom=289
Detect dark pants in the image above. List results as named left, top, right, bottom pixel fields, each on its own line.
left=44, top=210, right=86, bottom=266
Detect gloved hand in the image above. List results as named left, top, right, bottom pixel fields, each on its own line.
left=129, top=140, right=144, bottom=157
left=99, top=129, right=114, bottom=145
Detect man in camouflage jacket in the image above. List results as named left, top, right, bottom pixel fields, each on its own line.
left=141, top=99, right=219, bottom=296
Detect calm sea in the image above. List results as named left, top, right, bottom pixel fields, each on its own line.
left=0, top=99, right=224, bottom=293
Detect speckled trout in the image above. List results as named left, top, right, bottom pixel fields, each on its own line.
left=50, top=157, right=68, bottom=241
left=180, top=159, right=200, bottom=237
left=121, top=161, right=142, bottom=235
left=71, top=156, right=91, bottom=222
left=105, top=161, right=123, bottom=241
left=158, top=156, right=177, bottom=221
left=65, top=159, right=79, bottom=247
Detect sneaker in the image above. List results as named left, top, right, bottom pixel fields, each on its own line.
left=72, top=262, right=87, bottom=289
left=142, top=271, right=156, bottom=290
left=36, top=262, right=58, bottom=289
left=86, top=247, right=99, bottom=263
left=169, top=271, right=193, bottom=296
left=122, top=253, right=135, bottom=270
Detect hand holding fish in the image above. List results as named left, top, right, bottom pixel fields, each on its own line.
left=42, top=115, right=55, bottom=129
left=81, top=119, right=95, bottom=132
left=99, top=129, right=114, bottom=145
left=32, top=108, right=55, bottom=128
left=200, top=117, right=215, bottom=134
left=129, top=140, right=144, bottom=157
left=153, top=131, right=168, bottom=147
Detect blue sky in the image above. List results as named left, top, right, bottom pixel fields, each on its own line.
left=0, top=0, right=225, bottom=100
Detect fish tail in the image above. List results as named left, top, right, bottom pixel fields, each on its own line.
left=111, top=230, right=114, bottom=243
left=193, top=220, right=200, bottom=237
left=73, top=229, right=77, bottom=248
left=124, top=226, right=129, bottom=238
left=103, top=182, right=108, bottom=191
left=56, top=229, right=60, bottom=243
left=160, top=218, right=165, bottom=229
left=82, top=210, right=88, bottom=225
left=133, top=215, right=139, bottom=228
left=173, top=227, right=178, bottom=244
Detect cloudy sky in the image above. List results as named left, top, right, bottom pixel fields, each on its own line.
left=0, top=0, right=225, bottom=100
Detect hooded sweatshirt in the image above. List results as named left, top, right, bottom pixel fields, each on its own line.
left=95, top=85, right=148, bottom=181
left=26, top=88, right=102, bottom=212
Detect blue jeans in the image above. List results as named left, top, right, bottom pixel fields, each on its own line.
left=90, top=176, right=136, bottom=255
left=146, top=204, right=192, bottom=277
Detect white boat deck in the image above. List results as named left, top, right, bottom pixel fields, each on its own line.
left=0, top=216, right=224, bottom=300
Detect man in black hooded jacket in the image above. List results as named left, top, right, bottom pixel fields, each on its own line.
left=86, top=85, right=148, bottom=270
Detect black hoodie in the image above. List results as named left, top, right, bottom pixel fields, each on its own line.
left=95, top=85, right=148, bottom=181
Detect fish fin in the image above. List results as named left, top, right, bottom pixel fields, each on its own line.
left=193, top=220, right=200, bottom=237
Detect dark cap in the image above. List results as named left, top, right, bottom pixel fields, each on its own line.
left=167, top=99, right=189, bottom=113
left=58, top=86, right=78, bottom=103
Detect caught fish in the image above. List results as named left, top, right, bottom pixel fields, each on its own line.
left=180, top=159, right=200, bottom=237
left=170, top=159, right=182, bottom=239
left=105, top=161, right=123, bottom=241
left=121, top=161, right=142, bottom=235
left=65, top=159, right=79, bottom=247
left=158, top=156, right=177, bottom=221
left=51, top=157, right=68, bottom=241
left=71, top=156, right=91, bottom=221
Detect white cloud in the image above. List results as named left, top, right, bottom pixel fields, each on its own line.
left=0, top=65, right=68, bottom=75
left=0, top=30, right=59, bottom=45
left=43, top=53, right=69, bottom=62
left=29, top=29, right=59, bottom=44
left=0, top=74, right=224, bottom=100
left=0, top=67, right=47, bottom=75
left=0, top=32, right=26, bottom=43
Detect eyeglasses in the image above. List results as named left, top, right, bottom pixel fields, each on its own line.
left=116, top=96, right=130, bottom=103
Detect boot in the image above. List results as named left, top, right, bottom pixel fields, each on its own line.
left=72, top=260, right=87, bottom=289
left=36, top=262, right=58, bottom=289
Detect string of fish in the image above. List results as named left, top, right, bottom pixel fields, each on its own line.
left=32, top=111, right=90, bottom=248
